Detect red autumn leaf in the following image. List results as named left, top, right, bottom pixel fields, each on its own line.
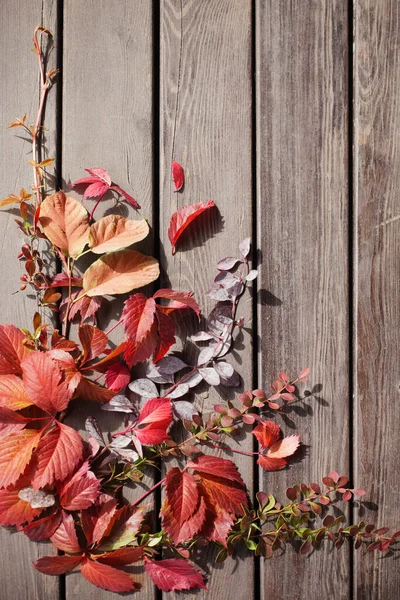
left=153, top=310, right=176, bottom=362
left=80, top=557, right=139, bottom=592
left=161, top=493, right=207, bottom=545
left=104, top=363, right=131, bottom=392
left=30, top=423, right=83, bottom=489
left=134, top=398, right=172, bottom=445
left=23, top=510, right=62, bottom=541
left=0, top=324, right=31, bottom=375
left=171, top=161, right=184, bottom=192
left=198, top=475, right=248, bottom=515
left=186, top=455, right=246, bottom=484
left=252, top=420, right=300, bottom=471
left=21, top=351, right=73, bottom=414
left=153, top=289, right=200, bottom=318
left=168, top=200, right=216, bottom=254
left=205, top=507, right=235, bottom=546
left=86, top=342, right=128, bottom=373
left=96, top=546, right=143, bottom=567
left=59, top=461, right=101, bottom=510
left=121, top=294, right=157, bottom=345
left=145, top=558, right=207, bottom=592
left=82, top=498, right=118, bottom=546
left=34, top=555, right=83, bottom=576
left=0, top=374, right=32, bottom=410
left=0, top=429, right=42, bottom=488
left=48, top=272, right=83, bottom=288
left=164, top=467, right=199, bottom=525
left=50, top=510, right=81, bottom=553
left=78, top=324, right=108, bottom=364
left=71, top=167, right=140, bottom=210
left=0, top=480, right=42, bottom=527
left=64, top=291, right=102, bottom=323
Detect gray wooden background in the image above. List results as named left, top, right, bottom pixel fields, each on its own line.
left=0, top=1, right=399, bottom=599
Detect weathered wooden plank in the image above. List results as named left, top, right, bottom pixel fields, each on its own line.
left=256, top=2, right=350, bottom=599
left=0, top=1, right=60, bottom=599
left=62, top=1, right=155, bottom=598
left=160, top=1, right=254, bottom=598
left=354, top=1, right=400, bottom=597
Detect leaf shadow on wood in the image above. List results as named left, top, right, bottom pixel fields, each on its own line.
left=158, top=204, right=224, bottom=261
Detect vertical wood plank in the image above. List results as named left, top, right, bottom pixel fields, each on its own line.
left=256, top=2, right=350, bottom=598
left=0, top=1, right=60, bottom=599
left=62, top=1, right=155, bottom=598
left=354, top=1, right=400, bottom=597
left=160, top=1, right=254, bottom=598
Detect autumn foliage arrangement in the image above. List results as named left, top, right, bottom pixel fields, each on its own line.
left=0, top=27, right=398, bottom=595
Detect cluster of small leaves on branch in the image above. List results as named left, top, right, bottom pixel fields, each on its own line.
left=0, top=26, right=398, bottom=595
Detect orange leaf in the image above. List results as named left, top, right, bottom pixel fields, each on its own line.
left=0, top=429, right=42, bottom=488
left=0, top=375, right=33, bottom=410
left=82, top=250, right=159, bottom=297
left=39, top=191, right=90, bottom=257
left=0, top=324, right=31, bottom=375
left=89, top=215, right=149, bottom=254
left=21, top=351, right=73, bottom=414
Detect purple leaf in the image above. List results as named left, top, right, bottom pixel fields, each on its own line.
left=198, top=367, right=220, bottom=386
left=206, top=286, right=231, bottom=302
left=213, top=361, right=234, bottom=378
left=185, top=371, right=204, bottom=389
left=110, top=435, right=133, bottom=449
left=85, top=416, right=106, bottom=446
left=197, top=346, right=215, bottom=366
left=168, top=383, right=190, bottom=399
left=101, top=395, right=134, bottom=413
left=156, top=356, right=187, bottom=376
left=216, top=257, right=241, bottom=271
left=191, top=331, right=214, bottom=342
left=128, top=379, right=159, bottom=398
left=219, top=370, right=240, bottom=387
left=245, top=269, right=258, bottom=281
left=173, top=401, right=199, bottom=421
left=116, top=448, right=140, bottom=462
left=239, top=238, right=251, bottom=258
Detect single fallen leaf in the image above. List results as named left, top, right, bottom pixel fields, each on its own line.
left=168, top=200, right=215, bottom=254
left=171, top=161, right=184, bottom=192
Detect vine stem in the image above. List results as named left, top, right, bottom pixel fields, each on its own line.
left=31, top=27, right=53, bottom=208
left=130, top=477, right=165, bottom=508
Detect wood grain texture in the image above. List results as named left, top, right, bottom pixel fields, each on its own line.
left=160, top=1, right=254, bottom=598
left=354, top=1, right=400, bottom=598
left=62, top=1, right=155, bottom=598
left=256, top=2, right=350, bottom=598
left=0, top=2, right=60, bottom=599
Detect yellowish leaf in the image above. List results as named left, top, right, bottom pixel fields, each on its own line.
left=82, top=250, right=159, bottom=297
left=38, top=158, right=55, bottom=168
left=39, top=191, right=90, bottom=257
left=89, top=215, right=149, bottom=254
